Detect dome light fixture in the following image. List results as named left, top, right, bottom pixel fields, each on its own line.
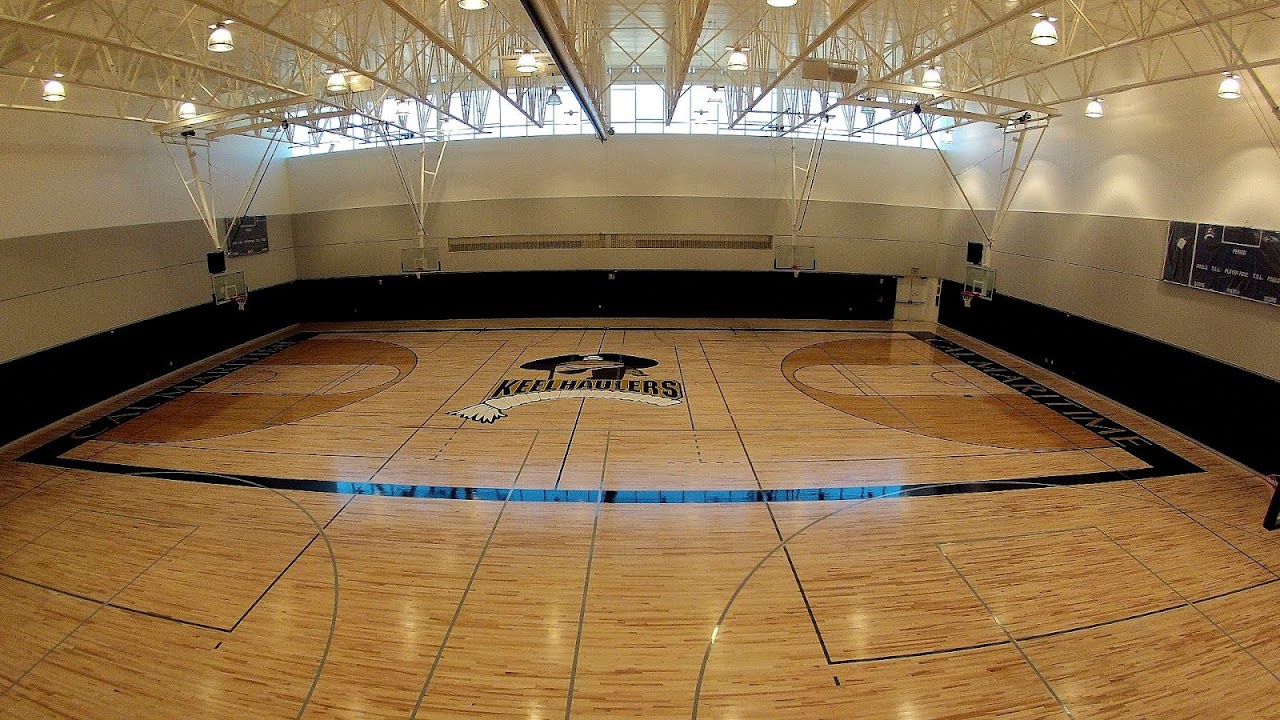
left=458, top=0, right=489, bottom=9
left=326, top=71, right=349, bottom=93
left=1218, top=72, right=1242, bottom=99
left=921, top=66, right=943, bottom=89
left=766, top=0, right=798, bottom=7
left=547, top=87, right=562, bottom=106
left=1030, top=12, right=1058, bottom=46
left=516, top=50, right=538, bottom=73
left=178, top=101, right=198, bottom=119
left=42, top=75, right=65, bottom=102
left=727, top=48, right=749, bottom=71
left=1084, top=97, right=1104, bottom=118
left=207, top=21, right=234, bottom=52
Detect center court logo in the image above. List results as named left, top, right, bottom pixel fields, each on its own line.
left=450, top=352, right=684, bottom=423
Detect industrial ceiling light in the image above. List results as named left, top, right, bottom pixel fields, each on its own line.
left=727, top=48, right=749, bottom=71
left=207, top=21, right=233, bottom=52
left=516, top=50, right=538, bottom=73
left=1030, top=13, right=1058, bottom=46
left=458, top=0, right=489, bottom=9
left=547, top=87, right=562, bottom=106
left=326, top=71, right=349, bottom=93
left=766, top=0, right=798, bottom=7
left=921, top=66, right=943, bottom=89
left=42, top=74, right=65, bottom=102
left=1084, top=97, right=1104, bottom=118
left=1218, top=73, right=1242, bottom=99
left=178, top=101, right=198, bottom=119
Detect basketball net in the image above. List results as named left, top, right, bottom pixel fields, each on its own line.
left=792, top=263, right=801, bottom=278
left=961, top=291, right=978, bottom=308
left=233, top=294, right=248, bottom=311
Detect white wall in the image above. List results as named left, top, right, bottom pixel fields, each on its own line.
left=945, top=73, right=1280, bottom=380
left=0, top=110, right=295, bottom=362
left=5, top=85, right=1278, bottom=381
left=286, top=134, right=962, bottom=280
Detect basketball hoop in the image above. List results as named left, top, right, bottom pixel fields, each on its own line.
left=232, top=293, right=248, bottom=311
left=961, top=290, right=980, bottom=308
left=792, top=263, right=801, bottom=278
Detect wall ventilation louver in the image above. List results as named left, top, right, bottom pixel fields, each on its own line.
left=448, top=234, right=773, bottom=253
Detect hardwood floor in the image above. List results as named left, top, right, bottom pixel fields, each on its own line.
left=0, top=318, right=1275, bottom=719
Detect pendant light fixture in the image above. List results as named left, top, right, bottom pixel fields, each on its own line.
left=727, top=48, right=749, bottom=71
left=1218, top=73, right=1242, bottom=100
left=921, top=66, right=943, bottom=89
left=207, top=21, right=233, bottom=52
left=42, top=73, right=65, bottom=102
left=1030, top=13, right=1058, bottom=46
left=1084, top=97, right=1103, bottom=118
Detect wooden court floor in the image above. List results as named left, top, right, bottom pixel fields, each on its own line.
left=1, top=319, right=1278, bottom=719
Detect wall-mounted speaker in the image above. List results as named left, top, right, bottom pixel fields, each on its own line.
left=966, top=242, right=984, bottom=266
left=207, top=251, right=226, bottom=275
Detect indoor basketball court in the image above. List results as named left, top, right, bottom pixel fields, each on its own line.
left=2, top=320, right=1278, bottom=718
left=3, top=0, right=1280, bottom=717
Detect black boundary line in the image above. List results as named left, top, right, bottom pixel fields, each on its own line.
left=697, top=335, right=833, bottom=665
left=935, top=543, right=1077, bottom=718
left=563, top=433, right=609, bottom=720
left=936, top=328, right=1274, bottom=550
left=554, top=329, right=607, bottom=490
left=1092, top=524, right=1280, bottom=685
left=224, top=493, right=357, bottom=633
left=0, top=570, right=231, bottom=634
left=406, top=430, right=539, bottom=720
left=829, top=575, right=1279, bottom=669
left=0, top=523, right=200, bottom=697
left=17, top=329, right=1200, bottom=503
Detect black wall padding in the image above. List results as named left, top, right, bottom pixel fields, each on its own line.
left=0, top=271, right=894, bottom=447
left=0, top=283, right=297, bottom=448
left=939, top=279, right=1279, bottom=477
left=293, top=271, right=896, bottom=322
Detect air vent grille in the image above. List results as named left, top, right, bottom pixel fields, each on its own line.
left=448, top=234, right=772, bottom=253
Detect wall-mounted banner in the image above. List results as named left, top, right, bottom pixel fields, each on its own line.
left=450, top=353, right=684, bottom=423
left=1163, top=220, right=1280, bottom=306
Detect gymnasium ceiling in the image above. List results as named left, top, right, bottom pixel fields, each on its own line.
left=1, top=0, right=1279, bottom=142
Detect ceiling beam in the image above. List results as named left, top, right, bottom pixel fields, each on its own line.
left=0, top=12, right=305, bottom=102
left=376, top=0, right=545, bottom=127
left=774, top=0, right=1046, bottom=138
left=867, top=81, right=1061, bottom=117
left=182, top=0, right=486, bottom=133
left=665, top=0, right=712, bottom=124
left=728, top=0, right=878, bottom=128
left=520, top=0, right=609, bottom=141
left=966, top=0, right=1280, bottom=96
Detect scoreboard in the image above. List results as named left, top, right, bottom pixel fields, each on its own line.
left=1163, top=221, right=1280, bottom=306
left=222, top=215, right=270, bottom=257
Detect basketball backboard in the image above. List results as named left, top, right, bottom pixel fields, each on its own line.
left=212, top=271, right=247, bottom=306
left=774, top=244, right=816, bottom=272
left=401, top=247, right=440, bottom=274
left=964, top=264, right=996, bottom=299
